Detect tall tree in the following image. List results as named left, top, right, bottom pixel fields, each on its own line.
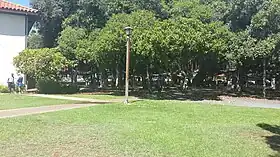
left=225, top=0, right=266, bottom=31
left=31, top=0, right=79, bottom=47
left=27, top=33, right=44, bottom=49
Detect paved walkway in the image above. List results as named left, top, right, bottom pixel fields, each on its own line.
left=24, top=94, right=280, bottom=109
left=27, top=94, right=139, bottom=103
left=191, top=96, right=280, bottom=109
left=0, top=104, right=98, bottom=119
left=0, top=94, right=137, bottom=119
left=219, top=96, right=280, bottom=109
left=28, top=94, right=115, bottom=103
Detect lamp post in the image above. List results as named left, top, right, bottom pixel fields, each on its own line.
left=124, top=27, right=132, bottom=104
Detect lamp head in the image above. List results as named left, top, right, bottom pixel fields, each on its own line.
left=124, top=27, right=132, bottom=36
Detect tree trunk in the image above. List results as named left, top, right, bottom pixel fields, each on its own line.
left=143, top=65, right=151, bottom=90
left=70, top=70, right=74, bottom=84
left=99, top=72, right=103, bottom=88
left=90, top=73, right=97, bottom=89
left=120, top=70, right=124, bottom=89
left=103, top=71, right=108, bottom=88
left=115, top=64, right=120, bottom=88
left=73, top=70, right=78, bottom=84
left=90, top=74, right=93, bottom=88
left=238, top=67, right=245, bottom=93
left=132, top=75, right=136, bottom=90
left=146, top=65, right=151, bottom=91
left=237, top=69, right=240, bottom=92
left=263, top=58, right=266, bottom=98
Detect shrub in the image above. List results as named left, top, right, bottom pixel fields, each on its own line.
left=36, top=80, right=61, bottom=94
left=14, top=48, right=72, bottom=82
left=60, top=84, right=79, bottom=94
left=36, top=79, right=79, bottom=94
left=0, top=85, right=9, bottom=93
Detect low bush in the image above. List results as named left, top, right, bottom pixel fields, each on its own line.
left=36, top=80, right=79, bottom=94
left=14, top=48, right=71, bottom=82
left=61, top=84, right=79, bottom=94
left=0, top=85, right=9, bottom=93
left=36, top=80, right=61, bottom=94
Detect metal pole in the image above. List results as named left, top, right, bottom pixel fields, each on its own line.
left=124, top=35, right=131, bottom=104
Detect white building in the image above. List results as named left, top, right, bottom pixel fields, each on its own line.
left=0, top=0, right=37, bottom=85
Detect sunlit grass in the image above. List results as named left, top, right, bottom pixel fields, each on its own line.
left=0, top=100, right=279, bottom=156
left=0, top=94, right=79, bottom=110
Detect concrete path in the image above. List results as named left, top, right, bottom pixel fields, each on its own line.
left=28, top=94, right=280, bottom=109
left=27, top=94, right=115, bottom=103
left=1, top=94, right=280, bottom=119
left=0, top=104, right=98, bottom=119
left=191, top=96, right=280, bottom=109
left=219, top=96, right=280, bottom=109
left=0, top=94, right=136, bottom=119
left=27, top=94, right=140, bottom=103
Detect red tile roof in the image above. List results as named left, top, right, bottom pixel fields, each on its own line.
left=0, top=0, right=38, bottom=14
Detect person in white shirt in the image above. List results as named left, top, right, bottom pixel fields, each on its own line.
left=7, top=73, right=15, bottom=93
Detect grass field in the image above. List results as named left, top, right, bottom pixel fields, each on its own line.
left=0, top=100, right=279, bottom=156
left=0, top=94, right=80, bottom=110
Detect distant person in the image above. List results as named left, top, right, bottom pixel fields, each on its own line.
left=7, top=73, right=15, bottom=93
left=17, top=75, right=24, bottom=93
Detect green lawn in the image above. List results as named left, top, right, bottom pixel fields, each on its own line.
left=0, top=94, right=80, bottom=110
left=0, top=100, right=279, bottom=157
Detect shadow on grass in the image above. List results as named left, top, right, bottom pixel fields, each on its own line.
left=72, top=101, right=112, bottom=105
left=80, top=86, right=280, bottom=102
left=97, top=88, right=224, bottom=101
left=257, top=123, right=280, bottom=157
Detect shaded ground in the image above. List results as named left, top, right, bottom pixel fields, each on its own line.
left=82, top=88, right=224, bottom=101
left=61, top=93, right=136, bottom=101
left=239, top=88, right=280, bottom=101
left=107, top=87, right=280, bottom=101
left=257, top=123, right=280, bottom=157
left=65, top=88, right=280, bottom=109
left=0, top=101, right=279, bottom=157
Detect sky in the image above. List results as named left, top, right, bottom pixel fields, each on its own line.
left=8, top=0, right=30, bottom=7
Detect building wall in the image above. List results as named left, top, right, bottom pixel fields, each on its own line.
left=0, top=13, right=26, bottom=85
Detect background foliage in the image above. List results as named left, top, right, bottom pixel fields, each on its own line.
left=16, top=0, right=280, bottom=94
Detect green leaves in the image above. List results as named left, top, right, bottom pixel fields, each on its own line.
left=14, top=48, right=71, bottom=81
left=228, top=30, right=279, bottom=66
left=27, top=0, right=280, bottom=84
left=251, top=0, right=280, bottom=38
left=170, top=0, right=213, bottom=22
left=27, top=33, right=44, bottom=49
left=58, top=26, right=87, bottom=61
left=31, top=0, right=79, bottom=47
left=225, top=0, right=266, bottom=32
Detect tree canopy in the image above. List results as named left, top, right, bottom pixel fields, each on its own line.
left=16, top=0, right=280, bottom=94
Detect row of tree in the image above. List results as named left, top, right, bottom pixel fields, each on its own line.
left=15, top=0, right=280, bottom=96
